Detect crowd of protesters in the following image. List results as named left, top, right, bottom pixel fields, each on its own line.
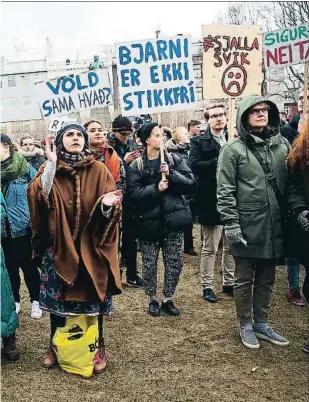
left=1, top=89, right=308, bottom=373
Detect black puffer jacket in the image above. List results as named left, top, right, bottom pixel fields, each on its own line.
left=281, top=114, right=300, bottom=145
left=127, top=152, right=195, bottom=241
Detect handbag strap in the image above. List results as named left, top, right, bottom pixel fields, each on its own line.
left=244, top=138, right=285, bottom=214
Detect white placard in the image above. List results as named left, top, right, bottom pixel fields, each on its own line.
left=263, top=24, right=309, bottom=68
left=115, top=36, right=196, bottom=116
left=36, top=69, right=113, bottom=119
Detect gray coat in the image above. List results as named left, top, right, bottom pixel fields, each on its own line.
left=217, top=95, right=290, bottom=259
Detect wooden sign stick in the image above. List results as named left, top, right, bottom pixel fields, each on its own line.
left=303, top=63, right=308, bottom=115
left=228, top=98, right=235, bottom=141
left=158, top=113, right=166, bottom=180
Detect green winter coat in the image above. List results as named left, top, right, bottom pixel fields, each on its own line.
left=1, top=192, right=19, bottom=338
left=217, top=95, right=290, bottom=259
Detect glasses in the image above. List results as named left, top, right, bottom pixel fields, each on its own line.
left=119, top=130, right=132, bottom=137
left=209, top=112, right=226, bottom=119
left=249, top=107, right=269, bottom=115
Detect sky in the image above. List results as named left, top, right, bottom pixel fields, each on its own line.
left=1, top=1, right=227, bottom=58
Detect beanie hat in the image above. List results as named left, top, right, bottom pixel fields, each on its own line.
left=0, top=133, right=12, bottom=145
left=137, top=122, right=158, bottom=145
left=112, top=115, right=133, bottom=131
left=55, top=122, right=89, bottom=148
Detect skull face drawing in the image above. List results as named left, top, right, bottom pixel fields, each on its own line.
left=221, top=64, right=247, bottom=97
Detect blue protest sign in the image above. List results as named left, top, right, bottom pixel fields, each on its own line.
left=116, top=36, right=196, bottom=116
left=36, top=69, right=113, bottom=118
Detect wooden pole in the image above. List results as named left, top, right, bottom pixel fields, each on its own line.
left=158, top=113, right=166, bottom=180
left=228, top=98, right=235, bottom=141
left=303, top=63, right=308, bottom=115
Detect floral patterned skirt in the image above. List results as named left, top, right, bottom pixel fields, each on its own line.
left=39, top=248, right=112, bottom=317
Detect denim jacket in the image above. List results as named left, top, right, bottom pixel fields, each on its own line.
left=3, top=166, right=37, bottom=238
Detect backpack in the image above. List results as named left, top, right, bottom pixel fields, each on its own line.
left=135, top=153, right=174, bottom=172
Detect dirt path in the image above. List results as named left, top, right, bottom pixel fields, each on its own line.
left=2, top=237, right=308, bottom=402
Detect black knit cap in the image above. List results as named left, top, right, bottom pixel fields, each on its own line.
left=0, top=133, right=12, bottom=145
left=137, top=122, right=159, bottom=146
left=112, top=115, right=133, bottom=132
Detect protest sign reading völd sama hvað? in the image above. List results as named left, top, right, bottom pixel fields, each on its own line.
left=36, top=69, right=113, bottom=119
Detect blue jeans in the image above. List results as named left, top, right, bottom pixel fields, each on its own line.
left=286, top=258, right=300, bottom=291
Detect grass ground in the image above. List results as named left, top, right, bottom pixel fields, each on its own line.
left=1, top=228, right=308, bottom=402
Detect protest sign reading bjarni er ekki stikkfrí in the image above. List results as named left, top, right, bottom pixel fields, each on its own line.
left=36, top=69, right=113, bottom=118
left=115, top=36, right=196, bottom=116
left=263, top=23, right=309, bottom=68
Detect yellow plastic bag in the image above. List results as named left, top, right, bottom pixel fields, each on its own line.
left=53, top=315, right=99, bottom=378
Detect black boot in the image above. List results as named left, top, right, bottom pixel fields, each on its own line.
left=184, top=248, right=198, bottom=256
left=161, top=300, right=180, bottom=316
left=148, top=300, right=160, bottom=317
left=203, top=288, right=218, bottom=303
left=3, top=334, right=20, bottom=361
left=222, top=286, right=234, bottom=297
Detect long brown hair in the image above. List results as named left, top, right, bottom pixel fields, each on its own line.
left=287, top=118, right=309, bottom=170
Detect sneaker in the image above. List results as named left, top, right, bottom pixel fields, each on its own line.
left=184, top=248, right=198, bottom=256
left=15, top=302, right=21, bottom=315
left=240, top=327, right=260, bottom=349
left=126, top=275, right=144, bottom=288
left=203, top=288, right=218, bottom=303
left=148, top=300, right=160, bottom=317
left=31, top=301, right=43, bottom=319
left=303, top=344, right=309, bottom=354
left=161, top=300, right=180, bottom=316
left=253, top=325, right=289, bottom=346
left=3, top=334, right=20, bottom=361
left=286, top=290, right=306, bottom=307
left=222, top=286, right=234, bottom=297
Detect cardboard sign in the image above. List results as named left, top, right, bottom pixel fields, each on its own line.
left=202, top=25, right=263, bottom=99
left=36, top=69, right=113, bottom=119
left=48, top=116, right=71, bottom=132
left=263, top=24, right=309, bottom=68
left=115, top=36, right=196, bottom=116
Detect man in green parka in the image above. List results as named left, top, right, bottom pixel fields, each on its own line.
left=1, top=191, right=19, bottom=360
left=217, top=95, right=290, bottom=349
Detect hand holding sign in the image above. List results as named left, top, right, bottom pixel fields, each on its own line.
left=160, top=161, right=169, bottom=177
left=45, top=137, right=57, bottom=163
left=158, top=179, right=169, bottom=192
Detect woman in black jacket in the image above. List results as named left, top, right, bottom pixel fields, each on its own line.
left=127, top=123, right=195, bottom=317
left=166, top=127, right=197, bottom=255
left=286, top=115, right=309, bottom=353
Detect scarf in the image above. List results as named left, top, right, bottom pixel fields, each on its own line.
left=1, top=152, right=29, bottom=183
left=90, top=144, right=121, bottom=185
left=60, top=149, right=91, bottom=166
left=1, top=152, right=30, bottom=196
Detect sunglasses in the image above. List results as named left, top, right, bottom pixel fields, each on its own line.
left=113, top=128, right=132, bottom=136
left=249, top=107, right=269, bottom=116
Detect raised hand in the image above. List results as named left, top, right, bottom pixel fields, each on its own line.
left=45, top=137, right=57, bottom=163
